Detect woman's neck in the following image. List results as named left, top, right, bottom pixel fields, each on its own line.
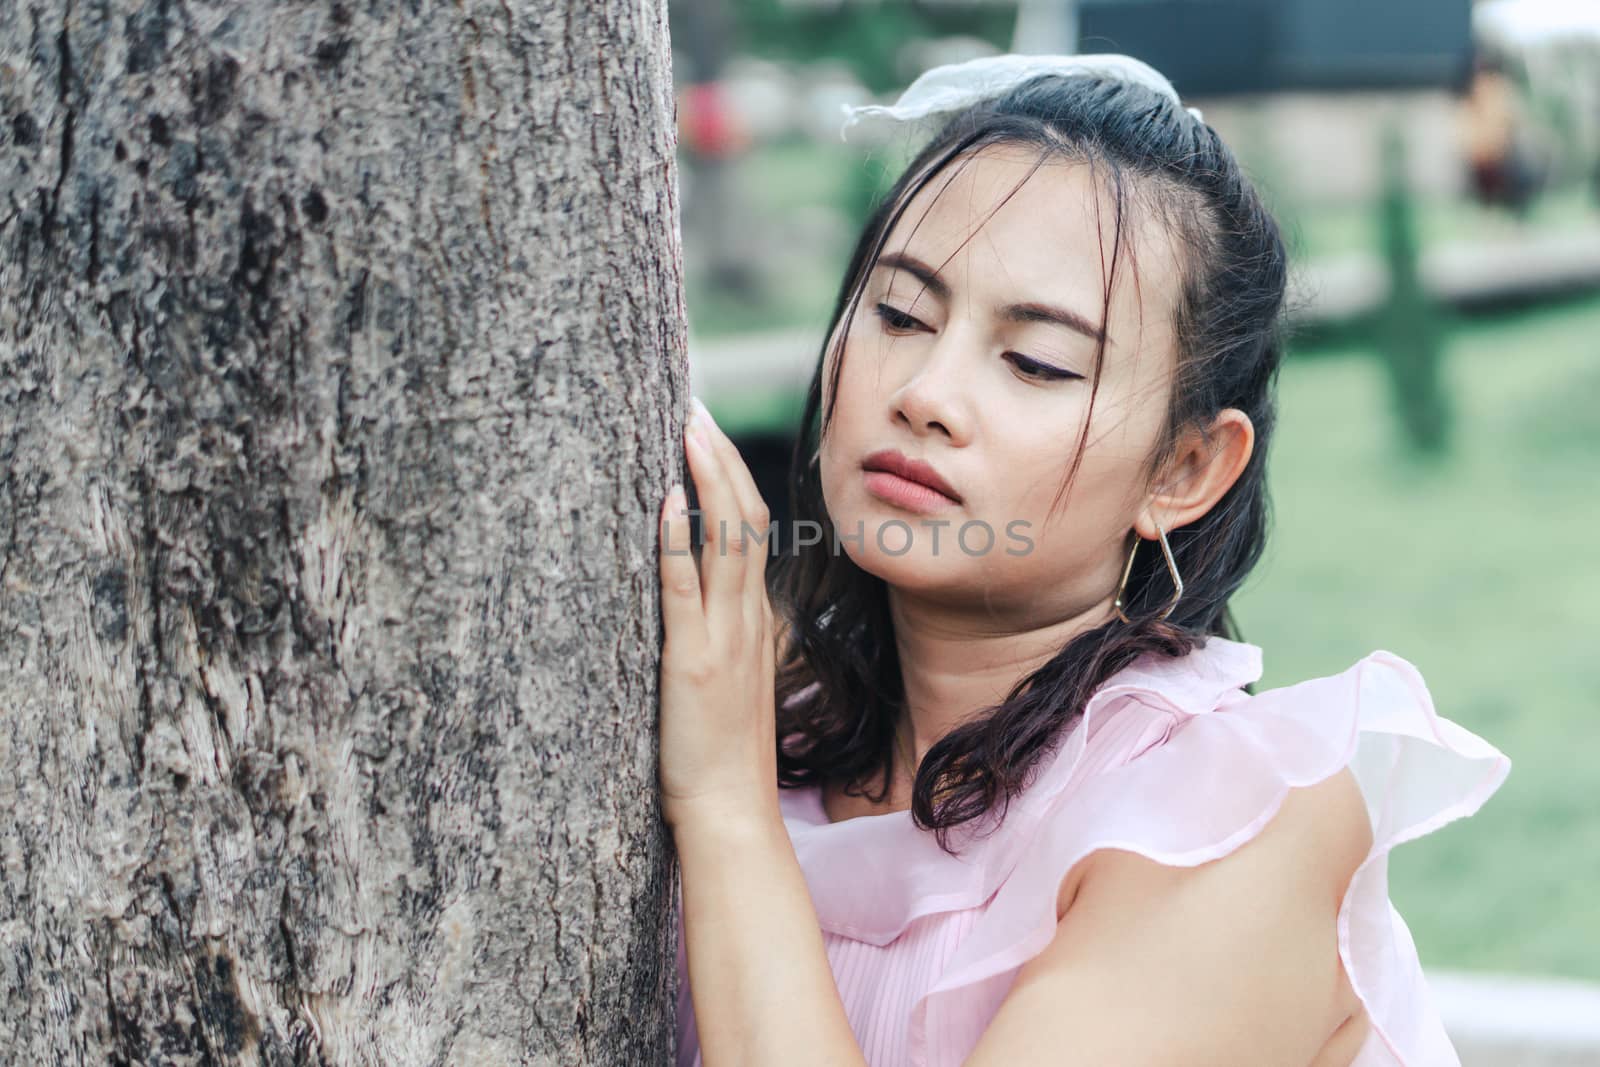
left=888, top=587, right=1115, bottom=770
left=819, top=586, right=1115, bottom=825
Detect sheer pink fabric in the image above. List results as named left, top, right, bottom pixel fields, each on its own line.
left=674, top=637, right=1511, bottom=1066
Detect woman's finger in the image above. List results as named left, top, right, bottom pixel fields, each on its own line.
left=684, top=405, right=749, bottom=607
left=659, top=483, right=708, bottom=651
left=693, top=398, right=774, bottom=593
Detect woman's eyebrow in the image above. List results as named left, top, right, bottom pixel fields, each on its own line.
left=874, top=251, right=1108, bottom=345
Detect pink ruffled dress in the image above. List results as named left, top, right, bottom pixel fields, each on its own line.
left=674, top=636, right=1511, bottom=1066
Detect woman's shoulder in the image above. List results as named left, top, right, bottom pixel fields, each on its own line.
left=976, top=760, right=1380, bottom=1067
left=911, top=641, right=1510, bottom=1065
left=1058, top=762, right=1372, bottom=920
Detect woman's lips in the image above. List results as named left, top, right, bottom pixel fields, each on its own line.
left=862, top=470, right=962, bottom=514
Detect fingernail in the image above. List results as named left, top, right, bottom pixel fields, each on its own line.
left=687, top=400, right=712, bottom=446
left=691, top=395, right=713, bottom=429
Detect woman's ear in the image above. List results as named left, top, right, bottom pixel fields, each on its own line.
left=1135, top=409, right=1255, bottom=538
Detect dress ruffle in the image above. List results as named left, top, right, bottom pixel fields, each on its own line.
left=777, top=638, right=1511, bottom=1066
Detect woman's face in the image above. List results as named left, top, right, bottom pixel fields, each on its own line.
left=817, top=143, right=1189, bottom=614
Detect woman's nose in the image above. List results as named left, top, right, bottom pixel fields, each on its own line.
left=888, top=327, right=974, bottom=445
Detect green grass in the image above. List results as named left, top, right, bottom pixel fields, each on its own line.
left=1234, top=296, right=1600, bottom=981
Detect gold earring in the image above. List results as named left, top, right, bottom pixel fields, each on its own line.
left=1113, top=518, right=1184, bottom=623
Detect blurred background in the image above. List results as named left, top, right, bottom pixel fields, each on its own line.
left=668, top=0, right=1599, bottom=1057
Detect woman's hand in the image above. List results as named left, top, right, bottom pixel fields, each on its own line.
left=657, top=397, right=778, bottom=833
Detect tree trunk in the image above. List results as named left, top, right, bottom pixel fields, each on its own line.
left=0, top=1, right=687, bottom=1063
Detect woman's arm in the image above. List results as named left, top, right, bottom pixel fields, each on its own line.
left=659, top=400, right=869, bottom=1067
left=674, top=802, right=868, bottom=1067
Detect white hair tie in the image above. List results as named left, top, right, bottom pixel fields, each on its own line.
left=838, top=52, right=1204, bottom=143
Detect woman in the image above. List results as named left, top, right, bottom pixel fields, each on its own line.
left=658, top=54, right=1510, bottom=1067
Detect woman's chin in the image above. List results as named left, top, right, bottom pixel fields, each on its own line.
left=837, top=535, right=976, bottom=592
left=862, top=557, right=965, bottom=596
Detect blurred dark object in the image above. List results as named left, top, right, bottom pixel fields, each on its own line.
left=1457, top=52, right=1544, bottom=214
left=1471, top=1, right=1600, bottom=206
left=674, top=0, right=733, bottom=84
left=1375, top=122, right=1453, bottom=456
left=1074, top=0, right=1472, bottom=94
left=727, top=431, right=798, bottom=556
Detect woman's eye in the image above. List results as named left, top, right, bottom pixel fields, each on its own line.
left=874, top=303, right=924, bottom=332
left=1006, top=352, right=1082, bottom=382
left=871, top=303, right=1079, bottom=383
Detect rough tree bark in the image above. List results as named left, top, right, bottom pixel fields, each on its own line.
left=0, top=1, right=687, bottom=1063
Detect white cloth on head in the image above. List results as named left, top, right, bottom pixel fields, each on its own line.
left=838, top=52, right=1205, bottom=143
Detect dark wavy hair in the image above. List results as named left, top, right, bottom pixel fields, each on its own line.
left=771, top=72, right=1289, bottom=853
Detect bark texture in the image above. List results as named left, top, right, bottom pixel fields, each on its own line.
left=0, top=1, right=687, bottom=1063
